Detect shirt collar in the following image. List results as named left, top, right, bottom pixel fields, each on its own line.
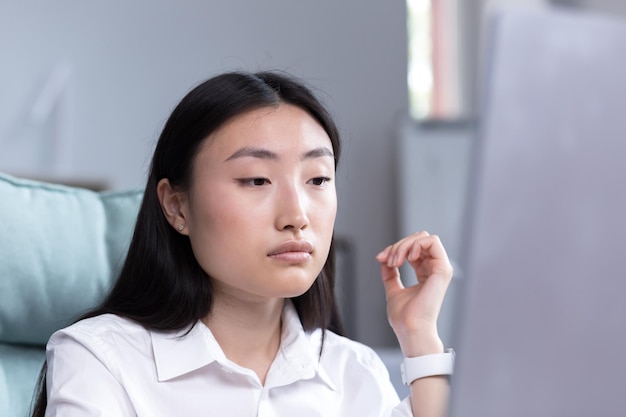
left=150, top=300, right=336, bottom=390
left=150, top=319, right=223, bottom=382
left=272, top=301, right=337, bottom=391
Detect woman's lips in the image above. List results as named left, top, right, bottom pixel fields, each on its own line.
left=268, top=240, right=314, bottom=263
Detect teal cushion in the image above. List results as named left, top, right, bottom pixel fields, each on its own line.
left=0, top=343, right=45, bottom=417
left=0, top=172, right=142, bottom=345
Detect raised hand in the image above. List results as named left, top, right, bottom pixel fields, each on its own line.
left=376, top=231, right=453, bottom=357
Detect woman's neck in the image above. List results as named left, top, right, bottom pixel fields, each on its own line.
left=203, top=294, right=285, bottom=385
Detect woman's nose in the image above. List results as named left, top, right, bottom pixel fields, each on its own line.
left=275, top=185, right=309, bottom=231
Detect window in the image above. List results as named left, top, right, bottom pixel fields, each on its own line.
left=407, top=0, right=463, bottom=120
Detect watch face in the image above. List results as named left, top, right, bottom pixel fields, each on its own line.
left=400, top=363, right=409, bottom=386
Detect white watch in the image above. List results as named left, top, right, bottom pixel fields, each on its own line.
left=400, top=349, right=455, bottom=386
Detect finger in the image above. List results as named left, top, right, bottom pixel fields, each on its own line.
left=379, top=263, right=404, bottom=299
left=407, top=235, right=452, bottom=271
left=410, top=243, right=454, bottom=288
left=386, top=231, right=432, bottom=268
left=375, top=245, right=392, bottom=263
left=407, top=235, right=448, bottom=261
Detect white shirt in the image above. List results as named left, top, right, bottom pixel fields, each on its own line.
left=45, top=301, right=412, bottom=416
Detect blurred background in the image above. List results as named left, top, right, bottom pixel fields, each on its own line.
left=1, top=0, right=624, bottom=352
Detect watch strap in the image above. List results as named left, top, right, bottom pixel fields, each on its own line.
left=400, top=348, right=455, bottom=386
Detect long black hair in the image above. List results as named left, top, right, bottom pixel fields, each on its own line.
left=31, top=71, right=344, bottom=416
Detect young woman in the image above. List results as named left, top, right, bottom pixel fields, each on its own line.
left=32, top=71, right=453, bottom=416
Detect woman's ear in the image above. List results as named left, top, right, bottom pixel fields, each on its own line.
left=156, top=178, right=190, bottom=235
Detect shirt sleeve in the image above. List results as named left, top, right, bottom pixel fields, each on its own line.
left=360, top=346, right=412, bottom=417
left=391, top=396, right=413, bottom=417
left=45, top=330, right=136, bottom=417
left=364, top=347, right=413, bottom=417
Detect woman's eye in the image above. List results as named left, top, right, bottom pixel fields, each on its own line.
left=238, top=178, right=270, bottom=186
left=309, top=177, right=331, bottom=186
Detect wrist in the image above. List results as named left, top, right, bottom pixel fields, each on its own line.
left=396, top=330, right=444, bottom=357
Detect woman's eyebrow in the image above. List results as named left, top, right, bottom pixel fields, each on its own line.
left=224, top=146, right=334, bottom=162
left=302, top=147, right=334, bottom=160
left=224, top=146, right=278, bottom=162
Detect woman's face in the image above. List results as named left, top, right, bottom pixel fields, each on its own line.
left=180, top=104, right=337, bottom=302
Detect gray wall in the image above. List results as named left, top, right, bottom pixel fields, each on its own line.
left=0, top=1, right=408, bottom=346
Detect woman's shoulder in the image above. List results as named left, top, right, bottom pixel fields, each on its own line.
left=317, top=330, right=389, bottom=372
left=47, top=314, right=151, bottom=350
left=313, top=330, right=399, bottom=402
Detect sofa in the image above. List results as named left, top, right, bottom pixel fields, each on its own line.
left=0, top=172, right=410, bottom=416
left=0, top=172, right=142, bottom=417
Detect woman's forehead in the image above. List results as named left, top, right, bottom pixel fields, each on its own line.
left=197, top=104, right=333, bottom=161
